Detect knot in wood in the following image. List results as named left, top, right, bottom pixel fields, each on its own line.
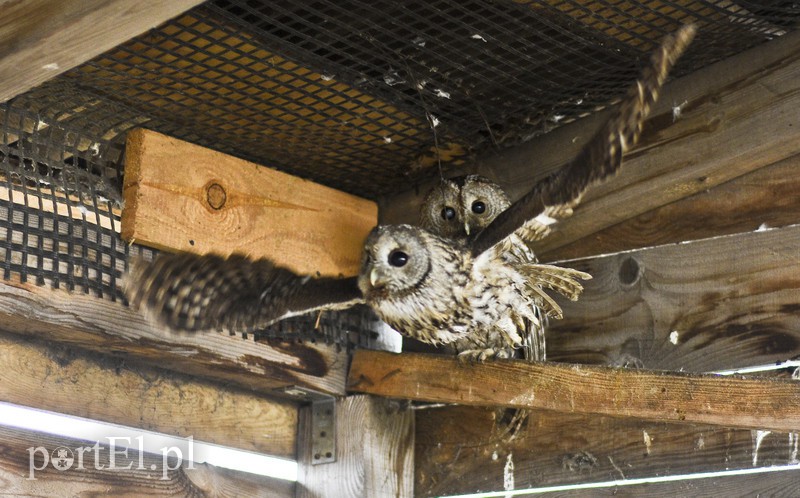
left=618, top=256, right=641, bottom=286
left=206, top=183, right=227, bottom=210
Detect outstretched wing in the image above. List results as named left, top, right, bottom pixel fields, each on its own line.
left=124, top=252, right=363, bottom=333
left=469, top=24, right=696, bottom=257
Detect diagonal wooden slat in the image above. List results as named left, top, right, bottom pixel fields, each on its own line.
left=0, top=0, right=205, bottom=103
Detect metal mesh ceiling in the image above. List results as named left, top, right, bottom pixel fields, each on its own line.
left=9, top=0, right=798, bottom=200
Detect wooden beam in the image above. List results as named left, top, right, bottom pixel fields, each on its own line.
left=528, top=470, right=800, bottom=498
left=0, top=425, right=294, bottom=496
left=416, top=406, right=799, bottom=496
left=0, top=333, right=297, bottom=458
left=0, top=0, right=205, bottom=103
left=122, top=129, right=378, bottom=277
left=296, top=395, right=415, bottom=497
left=547, top=223, right=800, bottom=372
left=540, top=152, right=800, bottom=261
left=379, top=30, right=800, bottom=260
left=348, top=350, right=800, bottom=432
left=0, top=278, right=348, bottom=397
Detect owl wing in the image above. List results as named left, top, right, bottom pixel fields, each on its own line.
left=469, top=24, right=696, bottom=258
left=124, top=252, right=363, bottom=334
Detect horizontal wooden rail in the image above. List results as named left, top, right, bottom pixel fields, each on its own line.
left=348, top=350, right=800, bottom=432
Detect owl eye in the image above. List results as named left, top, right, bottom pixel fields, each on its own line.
left=440, top=206, right=456, bottom=221
left=471, top=201, right=486, bottom=214
left=388, top=250, right=409, bottom=267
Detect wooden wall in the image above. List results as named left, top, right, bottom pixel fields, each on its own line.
left=381, top=27, right=800, bottom=498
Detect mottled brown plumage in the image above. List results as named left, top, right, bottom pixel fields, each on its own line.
left=124, top=25, right=695, bottom=357
left=420, top=174, right=551, bottom=361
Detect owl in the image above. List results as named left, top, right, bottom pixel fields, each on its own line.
left=420, top=174, right=549, bottom=361
left=125, top=25, right=695, bottom=359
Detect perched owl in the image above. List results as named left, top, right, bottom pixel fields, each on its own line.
left=125, top=25, right=695, bottom=359
left=420, top=174, right=549, bottom=361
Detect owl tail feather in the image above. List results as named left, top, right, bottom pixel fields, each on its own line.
left=517, top=263, right=592, bottom=318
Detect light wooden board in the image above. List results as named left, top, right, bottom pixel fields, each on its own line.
left=348, top=350, right=800, bottom=432
left=122, top=129, right=378, bottom=277
left=0, top=0, right=205, bottom=103
left=0, top=334, right=297, bottom=458
left=0, top=277, right=348, bottom=397
left=547, top=223, right=800, bottom=372
left=379, top=30, right=800, bottom=261
left=296, top=395, right=415, bottom=498
left=416, top=406, right=799, bottom=496
left=0, top=425, right=294, bottom=497
left=541, top=152, right=800, bottom=261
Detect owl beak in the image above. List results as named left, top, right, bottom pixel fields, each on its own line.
left=369, top=267, right=381, bottom=287
left=464, top=222, right=471, bottom=236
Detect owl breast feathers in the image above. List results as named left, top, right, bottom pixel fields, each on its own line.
left=356, top=224, right=588, bottom=348
left=124, top=25, right=696, bottom=360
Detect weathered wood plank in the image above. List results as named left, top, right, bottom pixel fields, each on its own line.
left=296, top=395, right=415, bottom=498
left=0, top=0, right=205, bottom=103
left=415, top=406, right=799, bottom=496
left=541, top=152, right=800, bottom=261
left=348, top=350, right=800, bottom=432
left=0, top=425, right=294, bottom=496
left=540, top=470, right=800, bottom=498
left=379, top=30, right=800, bottom=259
left=122, top=129, right=377, bottom=277
left=547, top=223, right=800, bottom=372
left=0, top=278, right=348, bottom=397
left=0, top=333, right=297, bottom=458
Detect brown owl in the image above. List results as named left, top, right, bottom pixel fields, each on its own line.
left=420, top=174, right=549, bottom=361
left=125, top=25, right=695, bottom=359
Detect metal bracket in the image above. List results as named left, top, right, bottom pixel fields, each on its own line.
left=310, top=397, right=336, bottom=464
left=277, top=386, right=336, bottom=465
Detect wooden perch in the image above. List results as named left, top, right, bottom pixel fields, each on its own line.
left=348, top=350, right=800, bottom=432
left=122, top=129, right=378, bottom=277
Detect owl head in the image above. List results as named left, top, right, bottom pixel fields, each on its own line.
left=357, top=225, right=431, bottom=299
left=420, top=174, right=511, bottom=240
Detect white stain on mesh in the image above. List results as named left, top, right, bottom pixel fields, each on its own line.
left=643, top=430, right=653, bottom=455
left=471, top=34, right=487, bottom=42
left=669, top=331, right=679, bottom=345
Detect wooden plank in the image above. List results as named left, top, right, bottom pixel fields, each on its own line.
left=547, top=223, right=800, bottom=372
left=0, top=333, right=297, bottom=458
left=296, top=395, right=415, bottom=498
left=415, top=406, right=800, bottom=496
left=0, top=425, right=294, bottom=497
left=0, top=278, right=348, bottom=397
left=0, top=0, right=205, bottom=103
left=348, top=350, right=800, bottom=432
left=122, top=129, right=378, bottom=277
left=379, top=30, right=800, bottom=258
left=538, top=470, right=800, bottom=498
left=541, top=152, right=800, bottom=261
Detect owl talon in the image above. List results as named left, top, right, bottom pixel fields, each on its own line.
left=457, top=348, right=512, bottom=363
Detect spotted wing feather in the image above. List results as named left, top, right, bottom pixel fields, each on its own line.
left=470, top=24, right=696, bottom=256
left=125, top=252, right=363, bottom=333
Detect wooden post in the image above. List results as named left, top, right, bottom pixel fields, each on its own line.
left=296, top=395, right=414, bottom=497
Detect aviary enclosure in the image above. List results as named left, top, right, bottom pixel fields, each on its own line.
left=1, top=1, right=800, bottom=496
